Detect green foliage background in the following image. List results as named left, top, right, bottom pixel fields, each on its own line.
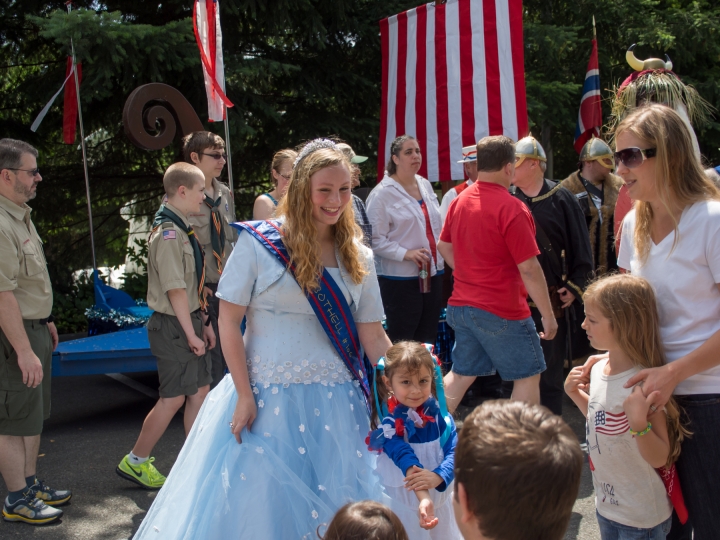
left=1, top=0, right=719, bottom=331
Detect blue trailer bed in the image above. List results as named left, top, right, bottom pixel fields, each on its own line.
left=52, top=327, right=155, bottom=377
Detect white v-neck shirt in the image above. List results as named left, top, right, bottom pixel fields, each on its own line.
left=618, top=200, right=720, bottom=395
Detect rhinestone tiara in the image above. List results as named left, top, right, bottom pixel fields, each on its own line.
left=293, top=138, right=339, bottom=167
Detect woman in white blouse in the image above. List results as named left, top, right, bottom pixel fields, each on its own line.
left=366, top=135, right=444, bottom=344
left=610, top=104, right=720, bottom=538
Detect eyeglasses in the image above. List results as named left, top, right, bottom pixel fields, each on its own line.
left=277, top=172, right=292, bottom=181
left=7, top=167, right=41, bottom=177
left=200, top=152, right=227, bottom=161
left=613, top=147, right=656, bottom=169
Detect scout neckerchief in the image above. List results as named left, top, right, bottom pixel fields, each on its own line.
left=152, top=205, right=208, bottom=310
left=232, top=219, right=373, bottom=411
left=204, top=193, right=226, bottom=275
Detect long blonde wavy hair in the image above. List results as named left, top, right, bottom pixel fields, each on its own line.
left=276, top=146, right=366, bottom=292
left=615, top=103, right=720, bottom=264
left=584, top=274, right=690, bottom=467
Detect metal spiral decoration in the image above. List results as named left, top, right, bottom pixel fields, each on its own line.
left=122, top=83, right=204, bottom=151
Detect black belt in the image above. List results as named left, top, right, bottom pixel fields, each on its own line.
left=38, top=315, right=54, bottom=325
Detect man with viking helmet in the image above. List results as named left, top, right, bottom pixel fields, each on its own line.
left=611, top=45, right=714, bottom=250
left=562, top=137, right=623, bottom=276
left=511, top=136, right=593, bottom=416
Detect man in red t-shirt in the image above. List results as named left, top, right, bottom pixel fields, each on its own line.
left=438, top=136, right=557, bottom=412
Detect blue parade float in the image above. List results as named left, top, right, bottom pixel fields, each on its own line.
left=51, top=271, right=155, bottom=376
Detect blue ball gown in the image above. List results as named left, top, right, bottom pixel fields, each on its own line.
left=132, top=231, right=385, bottom=539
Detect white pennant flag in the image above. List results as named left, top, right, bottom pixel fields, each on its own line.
left=30, top=65, right=75, bottom=132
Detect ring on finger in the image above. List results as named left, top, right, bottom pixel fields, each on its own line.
left=649, top=405, right=657, bottom=413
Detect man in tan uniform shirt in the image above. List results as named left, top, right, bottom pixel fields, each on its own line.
left=0, top=139, right=70, bottom=525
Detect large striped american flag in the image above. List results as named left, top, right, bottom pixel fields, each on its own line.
left=379, top=0, right=528, bottom=182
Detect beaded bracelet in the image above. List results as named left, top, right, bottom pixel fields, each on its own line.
left=629, top=422, right=652, bottom=436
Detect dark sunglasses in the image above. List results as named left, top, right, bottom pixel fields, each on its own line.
left=613, top=147, right=656, bottom=169
left=200, top=152, right=227, bottom=160
left=7, top=167, right=40, bottom=177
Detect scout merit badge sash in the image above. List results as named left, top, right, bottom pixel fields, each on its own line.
left=204, top=194, right=226, bottom=274
left=232, top=219, right=373, bottom=411
left=152, top=205, right=208, bottom=310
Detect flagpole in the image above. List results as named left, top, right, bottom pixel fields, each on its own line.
left=68, top=4, right=97, bottom=270
left=223, top=108, right=234, bottom=204
left=592, top=15, right=596, bottom=39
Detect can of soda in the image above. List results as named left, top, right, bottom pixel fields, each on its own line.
left=419, top=259, right=431, bottom=293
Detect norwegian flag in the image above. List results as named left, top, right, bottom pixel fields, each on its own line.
left=574, top=38, right=602, bottom=153
left=193, top=0, right=233, bottom=122
left=379, top=0, right=528, bottom=182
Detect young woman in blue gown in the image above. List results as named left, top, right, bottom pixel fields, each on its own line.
left=133, top=140, right=392, bottom=539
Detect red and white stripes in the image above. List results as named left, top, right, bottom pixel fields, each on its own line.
left=193, top=0, right=233, bottom=122
left=379, top=0, right=528, bottom=182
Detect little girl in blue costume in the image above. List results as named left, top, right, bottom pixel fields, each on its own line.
left=367, top=341, right=462, bottom=539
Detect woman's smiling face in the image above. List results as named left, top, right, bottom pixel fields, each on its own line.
left=310, top=164, right=352, bottom=227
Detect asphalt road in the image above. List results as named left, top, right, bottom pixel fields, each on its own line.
left=0, top=374, right=599, bottom=540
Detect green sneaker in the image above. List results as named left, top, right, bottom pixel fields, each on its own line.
left=115, top=455, right=166, bottom=490
left=29, top=479, right=72, bottom=506
left=2, top=490, right=63, bottom=525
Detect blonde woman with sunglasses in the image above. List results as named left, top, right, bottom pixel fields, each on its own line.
left=612, top=103, right=720, bottom=539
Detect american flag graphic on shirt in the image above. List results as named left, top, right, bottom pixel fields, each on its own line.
left=594, top=410, right=629, bottom=436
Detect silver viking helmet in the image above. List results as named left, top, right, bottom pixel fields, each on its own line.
left=515, top=136, right=546, bottom=168
left=626, top=44, right=673, bottom=72
left=579, top=137, right=614, bottom=169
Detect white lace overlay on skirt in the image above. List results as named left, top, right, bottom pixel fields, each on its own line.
left=248, top=355, right=357, bottom=388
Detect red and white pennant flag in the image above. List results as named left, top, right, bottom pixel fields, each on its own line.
left=193, top=0, right=233, bottom=122
left=30, top=57, right=82, bottom=143
left=379, top=0, right=528, bottom=182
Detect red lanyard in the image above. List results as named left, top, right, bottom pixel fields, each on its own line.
left=419, top=200, right=437, bottom=265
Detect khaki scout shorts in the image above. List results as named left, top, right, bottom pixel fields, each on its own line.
left=147, top=311, right=212, bottom=398
left=0, top=320, right=53, bottom=436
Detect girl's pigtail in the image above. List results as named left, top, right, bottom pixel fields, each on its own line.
left=371, top=358, right=388, bottom=429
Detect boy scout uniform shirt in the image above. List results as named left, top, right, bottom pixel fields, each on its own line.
left=0, top=194, right=52, bottom=320
left=186, top=178, right=237, bottom=284
left=147, top=203, right=201, bottom=316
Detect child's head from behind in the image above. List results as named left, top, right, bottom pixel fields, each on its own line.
left=320, top=500, right=408, bottom=540
left=454, top=400, right=582, bottom=540
left=164, top=162, right=205, bottom=214
left=582, top=274, right=665, bottom=370
left=375, top=341, right=437, bottom=419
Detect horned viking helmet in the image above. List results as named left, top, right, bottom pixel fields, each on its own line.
left=626, top=44, right=673, bottom=72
